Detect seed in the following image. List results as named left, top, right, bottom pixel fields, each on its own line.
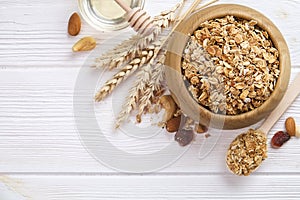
left=136, top=114, right=142, bottom=124
left=68, top=12, right=81, bottom=36
left=72, top=36, right=97, bottom=52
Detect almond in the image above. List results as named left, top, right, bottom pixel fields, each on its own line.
left=68, top=12, right=81, bottom=36
left=72, top=36, right=96, bottom=52
left=159, top=95, right=177, bottom=122
left=285, top=117, right=300, bottom=137
left=285, top=117, right=296, bottom=136
left=166, top=115, right=181, bottom=133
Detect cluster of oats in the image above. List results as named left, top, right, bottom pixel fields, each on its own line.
left=182, top=15, right=280, bottom=115
left=182, top=37, right=226, bottom=114
left=226, top=129, right=267, bottom=176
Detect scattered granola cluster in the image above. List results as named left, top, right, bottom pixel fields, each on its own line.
left=182, top=15, right=280, bottom=115
left=226, top=129, right=267, bottom=176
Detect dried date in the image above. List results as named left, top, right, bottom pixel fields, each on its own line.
left=175, top=129, right=194, bottom=146
left=271, top=131, right=290, bottom=149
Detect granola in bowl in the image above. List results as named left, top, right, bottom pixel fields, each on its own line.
left=181, top=15, right=280, bottom=115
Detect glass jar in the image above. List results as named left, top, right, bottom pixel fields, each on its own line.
left=78, top=0, right=145, bottom=31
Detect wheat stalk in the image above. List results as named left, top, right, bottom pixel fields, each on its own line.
left=153, top=0, right=186, bottom=28
left=95, top=0, right=219, bottom=127
left=94, top=35, right=140, bottom=70
left=93, top=0, right=186, bottom=70
left=115, top=64, right=152, bottom=128
left=137, top=52, right=166, bottom=117
left=94, top=44, right=158, bottom=102
left=115, top=50, right=166, bottom=128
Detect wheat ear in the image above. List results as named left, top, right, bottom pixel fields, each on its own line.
left=94, top=35, right=140, bottom=70
left=114, top=64, right=151, bottom=128
left=115, top=49, right=166, bottom=128
left=94, top=44, right=157, bottom=102
left=114, top=0, right=209, bottom=125
left=153, top=0, right=186, bottom=28
left=115, top=58, right=165, bottom=128
left=137, top=52, right=166, bottom=118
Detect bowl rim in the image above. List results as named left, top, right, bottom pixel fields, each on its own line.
left=164, top=4, right=291, bottom=129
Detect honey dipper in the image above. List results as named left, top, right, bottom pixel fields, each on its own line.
left=114, top=0, right=156, bottom=36
left=226, top=73, right=300, bottom=176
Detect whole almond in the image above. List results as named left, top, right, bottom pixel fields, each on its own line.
left=159, top=95, right=177, bottom=122
left=68, top=12, right=81, bottom=36
left=166, top=115, right=181, bottom=133
left=285, top=117, right=296, bottom=136
left=72, top=36, right=96, bottom=52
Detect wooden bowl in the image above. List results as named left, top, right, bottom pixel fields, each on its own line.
left=164, top=4, right=291, bottom=129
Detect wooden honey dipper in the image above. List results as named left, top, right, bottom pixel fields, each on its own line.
left=114, top=0, right=156, bottom=36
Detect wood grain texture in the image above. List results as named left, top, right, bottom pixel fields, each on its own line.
left=0, top=68, right=300, bottom=174
left=0, top=0, right=300, bottom=199
left=2, top=175, right=300, bottom=200
left=0, top=0, right=299, bottom=67
left=260, top=73, right=300, bottom=133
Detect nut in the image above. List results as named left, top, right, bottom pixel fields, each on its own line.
left=72, top=36, right=97, bottom=52
left=68, top=12, right=81, bottom=36
left=285, top=117, right=300, bottom=137
left=159, top=95, right=177, bottom=122
left=271, top=131, right=290, bottom=149
left=136, top=114, right=142, bottom=124
left=166, top=115, right=181, bottom=133
left=194, top=123, right=208, bottom=134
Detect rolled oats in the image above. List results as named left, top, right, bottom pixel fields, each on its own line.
left=182, top=15, right=280, bottom=115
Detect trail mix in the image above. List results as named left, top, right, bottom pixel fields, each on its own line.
left=182, top=15, right=280, bottom=115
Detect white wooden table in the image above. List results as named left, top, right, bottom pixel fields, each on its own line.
left=1, top=0, right=300, bottom=199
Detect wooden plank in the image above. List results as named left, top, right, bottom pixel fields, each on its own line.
left=0, top=68, right=300, bottom=173
left=0, top=0, right=300, bottom=199
left=1, top=174, right=300, bottom=199
left=0, top=0, right=299, bottom=67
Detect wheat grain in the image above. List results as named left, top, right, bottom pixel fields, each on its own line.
left=115, top=64, right=152, bottom=128
left=94, top=35, right=140, bottom=70
left=94, top=44, right=157, bottom=102
left=137, top=53, right=166, bottom=117
left=115, top=50, right=166, bottom=128
left=153, top=0, right=186, bottom=28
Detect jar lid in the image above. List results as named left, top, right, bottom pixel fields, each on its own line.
left=78, top=0, right=145, bottom=31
